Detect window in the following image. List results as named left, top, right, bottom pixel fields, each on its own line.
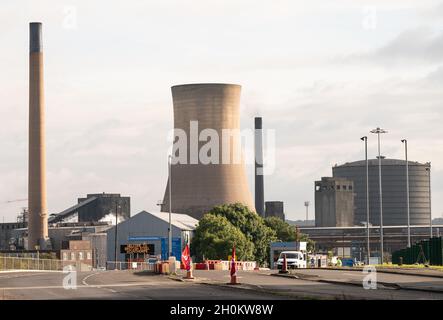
left=315, top=185, right=321, bottom=191
left=343, top=185, right=347, bottom=190
left=337, top=185, right=341, bottom=190
left=71, top=252, right=75, bottom=261
left=63, top=252, right=68, bottom=261
left=87, top=252, right=92, bottom=260
left=349, top=185, right=353, bottom=190
left=79, top=252, right=84, bottom=260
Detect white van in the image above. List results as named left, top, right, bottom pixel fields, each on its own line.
left=276, top=251, right=306, bottom=269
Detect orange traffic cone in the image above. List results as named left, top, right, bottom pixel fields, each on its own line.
left=228, top=245, right=240, bottom=285
left=279, top=254, right=289, bottom=274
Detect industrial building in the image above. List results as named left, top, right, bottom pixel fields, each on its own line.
left=160, top=83, right=255, bottom=220
left=265, top=201, right=285, bottom=220
left=49, top=193, right=130, bottom=224
left=315, top=177, right=355, bottom=227
left=107, top=211, right=198, bottom=263
left=333, top=158, right=431, bottom=226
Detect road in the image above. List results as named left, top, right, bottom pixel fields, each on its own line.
left=0, top=268, right=442, bottom=300
left=0, top=270, right=284, bottom=300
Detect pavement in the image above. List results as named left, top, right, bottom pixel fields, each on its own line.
left=170, top=269, right=443, bottom=300
left=1, top=268, right=442, bottom=300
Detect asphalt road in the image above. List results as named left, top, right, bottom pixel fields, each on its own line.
left=1, top=268, right=442, bottom=300
left=0, top=270, right=284, bottom=300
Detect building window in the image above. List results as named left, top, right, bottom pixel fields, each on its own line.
left=343, top=185, right=347, bottom=190
left=349, top=185, right=353, bottom=190
left=315, top=185, right=321, bottom=191
left=87, top=252, right=92, bottom=260
left=79, top=252, right=84, bottom=260
left=337, top=185, right=341, bottom=190
left=63, top=252, right=68, bottom=261
left=71, top=252, right=76, bottom=261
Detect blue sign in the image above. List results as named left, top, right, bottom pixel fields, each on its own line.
left=128, top=236, right=163, bottom=241
left=161, top=237, right=182, bottom=260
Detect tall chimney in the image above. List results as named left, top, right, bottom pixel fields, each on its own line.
left=28, top=22, right=48, bottom=249
left=254, top=117, right=265, bottom=217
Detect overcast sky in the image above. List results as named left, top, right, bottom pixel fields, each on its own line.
left=1, top=0, right=443, bottom=222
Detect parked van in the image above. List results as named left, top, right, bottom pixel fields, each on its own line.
left=276, top=251, right=306, bottom=269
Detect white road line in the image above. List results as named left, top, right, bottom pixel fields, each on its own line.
left=0, top=281, right=175, bottom=291
left=82, top=272, right=100, bottom=286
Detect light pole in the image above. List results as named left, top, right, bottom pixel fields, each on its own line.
left=401, top=139, right=411, bottom=247
left=304, top=201, right=310, bottom=221
left=370, top=127, right=387, bottom=264
left=426, top=163, right=432, bottom=239
left=168, top=154, right=173, bottom=258
left=361, top=136, right=370, bottom=264
left=114, top=203, right=121, bottom=268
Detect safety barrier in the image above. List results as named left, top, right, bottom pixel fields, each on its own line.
left=106, top=261, right=155, bottom=271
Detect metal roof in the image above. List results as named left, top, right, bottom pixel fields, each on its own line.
left=334, top=158, right=429, bottom=168
left=138, top=211, right=199, bottom=231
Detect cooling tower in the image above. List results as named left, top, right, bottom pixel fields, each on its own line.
left=161, top=83, right=255, bottom=220
left=28, top=22, right=48, bottom=249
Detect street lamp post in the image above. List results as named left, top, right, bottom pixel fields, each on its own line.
left=427, top=164, right=432, bottom=239
left=304, top=201, right=310, bottom=221
left=361, top=136, right=370, bottom=264
left=114, top=203, right=121, bottom=269
left=370, top=127, right=387, bottom=264
left=168, top=154, right=173, bottom=258
left=401, top=139, right=411, bottom=247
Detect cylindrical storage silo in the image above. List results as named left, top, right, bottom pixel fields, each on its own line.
left=161, top=83, right=255, bottom=219
left=333, top=159, right=431, bottom=226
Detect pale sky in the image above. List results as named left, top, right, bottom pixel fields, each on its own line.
left=1, top=0, right=443, bottom=222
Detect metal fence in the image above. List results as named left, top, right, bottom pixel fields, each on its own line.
left=0, top=256, right=63, bottom=271
left=392, top=237, right=443, bottom=265
left=106, top=261, right=155, bottom=271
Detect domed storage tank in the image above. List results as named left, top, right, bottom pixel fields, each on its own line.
left=161, top=83, right=255, bottom=220
left=333, top=158, right=431, bottom=226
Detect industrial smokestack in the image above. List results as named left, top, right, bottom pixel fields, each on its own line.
left=28, top=22, right=48, bottom=249
left=254, top=117, right=265, bottom=217
left=161, top=83, right=255, bottom=219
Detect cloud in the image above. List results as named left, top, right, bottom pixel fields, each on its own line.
left=345, top=27, right=443, bottom=66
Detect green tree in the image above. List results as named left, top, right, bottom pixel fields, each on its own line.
left=208, top=203, right=277, bottom=265
left=265, top=217, right=316, bottom=252
left=191, top=214, right=254, bottom=261
left=264, top=216, right=297, bottom=241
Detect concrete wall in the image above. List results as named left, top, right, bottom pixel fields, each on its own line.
left=315, top=177, right=354, bottom=227
left=161, top=83, right=255, bottom=219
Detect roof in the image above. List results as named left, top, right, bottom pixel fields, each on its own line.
left=334, top=158, right=430, bottom=168
left=139, top=211, right=199, bottom=231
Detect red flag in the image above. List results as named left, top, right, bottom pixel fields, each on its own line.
left=230, top=244, right=237, bottom=277
left=181, top=244, right=191, bottom=271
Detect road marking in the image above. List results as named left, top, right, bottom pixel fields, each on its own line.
left=82, top=272, right=100, bottom=286
left=0, top=281, right=178, bottom=291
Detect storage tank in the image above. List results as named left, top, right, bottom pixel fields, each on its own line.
left=161, top=83, right=255, bottom=219
left=333, top=158, right=431, bottom=226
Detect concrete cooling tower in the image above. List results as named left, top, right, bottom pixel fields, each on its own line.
left=161, top=83, right=255, bottom=220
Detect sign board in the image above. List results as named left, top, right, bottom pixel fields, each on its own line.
left=120, top=244, right=154, bottom=254
left=161, top=237, right=182, bottom=260
left=369, top=257, right=380, bottom=265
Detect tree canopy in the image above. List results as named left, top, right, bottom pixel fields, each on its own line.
left=190, top=213, right=254, bottom=261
